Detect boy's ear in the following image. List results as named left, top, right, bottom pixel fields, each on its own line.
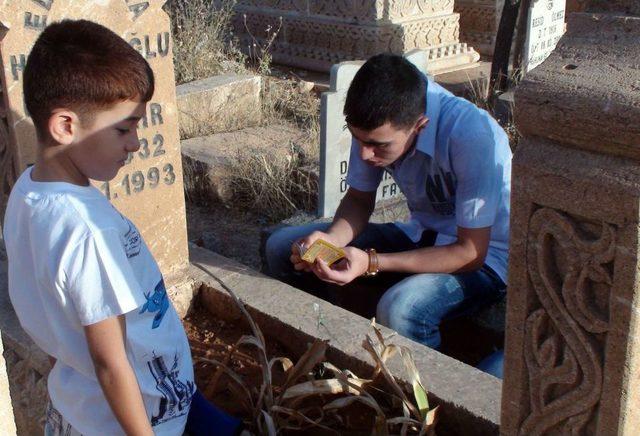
left=47, top=109, right=80, bottom=145
left=415, top=115, right=429, bottom=132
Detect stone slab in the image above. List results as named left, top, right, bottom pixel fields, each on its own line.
left=433, top=60, right=491, bottom=98
left=188, top=244, right=501, bottom=435
left=0, top=0, right=188, bottom=281
left=181, top=124, right=308, bottom=204
left=514, top=13, right=640, bottom=160
left=176, top=74, right=262, bottom=140
left=585, top=0, right=640, bottom=14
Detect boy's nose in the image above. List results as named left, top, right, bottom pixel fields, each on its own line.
left=360, top=145, right=375, bottom=161
left=128, top=134, right=141, bottom=152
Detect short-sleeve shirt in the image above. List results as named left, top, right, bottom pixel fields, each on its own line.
left=346, top=77, right=511, bottom=282
left=3, top=167, right=195, bottom=436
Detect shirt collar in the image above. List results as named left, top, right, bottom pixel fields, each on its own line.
left=415, top=75, right=441, bottom=158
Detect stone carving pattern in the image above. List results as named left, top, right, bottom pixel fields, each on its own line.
left=457, top=4, right=498, bottom=32
left=236, top=0, right=307, bottom=12
left=310, top=0, right=379, bottom=20
left=237, top=13, right=460, bottom=67
left=235, top=1, right=456, bottom=22
left=387, top=0, right=454, bottom=18
left=523, top=208, right=613, bottom=434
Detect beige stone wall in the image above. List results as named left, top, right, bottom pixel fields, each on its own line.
left=233, top=0, right=479, bottom=73
left=501, top=8, right=640, bottom=435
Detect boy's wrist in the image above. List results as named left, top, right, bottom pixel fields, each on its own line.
left=363, top=248, right=380, bottom=277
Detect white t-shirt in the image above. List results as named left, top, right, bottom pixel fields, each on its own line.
left=347, top=78, right=511, bottom=283
left=3, top=167, right=194, bottom=436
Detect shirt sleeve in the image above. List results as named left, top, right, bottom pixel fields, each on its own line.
left=63, top=228, right=146, bottom=326
left=450, top=110, right=510, bottom=229
left=345, top=138, right=383, bottom=192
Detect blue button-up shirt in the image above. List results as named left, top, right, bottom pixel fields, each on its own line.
left=346, top=77, right=512, bottom=283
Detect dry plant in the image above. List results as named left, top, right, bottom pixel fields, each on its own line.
left=193, top=264, right=439, bottom=435
left=228, top=139, right=318, bottom=222
left=465, top=72, right=521, bottom=152
left=242, top=14, right=283, bottom=76
left=167, top=0, right=247, bottom=84
left=168, top=1, right=321, bottom=218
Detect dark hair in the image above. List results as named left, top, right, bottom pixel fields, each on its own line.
left=344, top=53, right=426, bottom=130
left=23, top=19, right=155, bottom=138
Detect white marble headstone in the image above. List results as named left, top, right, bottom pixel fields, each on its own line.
left=523, top=0, right=567, bottom=72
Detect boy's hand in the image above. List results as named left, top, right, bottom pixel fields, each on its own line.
left=290, top=230, right=340, bottom=272
left=85, top=315, right=154, bottom=436
left=311, top=246, right=369, bottom=286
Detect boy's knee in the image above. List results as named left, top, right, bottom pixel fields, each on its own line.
left=376, top=274, right=453, bottom=329
left=264, top=228, right=292, bottom=275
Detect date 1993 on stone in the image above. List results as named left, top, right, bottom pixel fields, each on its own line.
left=100, top=164, right=176, bottom=200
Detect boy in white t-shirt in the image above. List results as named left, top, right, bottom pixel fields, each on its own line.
left=3, top=20, right=241, bottom=435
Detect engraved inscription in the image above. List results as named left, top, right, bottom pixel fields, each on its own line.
left=129, top=32, right=170, bottom=59
left=24, top=12, right=48, bottom=30
left=126, top=0, right=150, bottom=21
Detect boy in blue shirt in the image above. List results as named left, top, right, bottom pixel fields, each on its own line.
left=266, top=54, right=511, bottom=353
left=3, top=19, right=240, bottom=435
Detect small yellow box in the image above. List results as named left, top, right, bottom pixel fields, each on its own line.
left=301, top=239, right=345, bottom=266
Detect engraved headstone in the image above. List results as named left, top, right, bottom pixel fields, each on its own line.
left=0, top=0, right=188, bottom=278
left=318, top=50, right=428, bottom=218
left=523, top=0, right=566, bottom=72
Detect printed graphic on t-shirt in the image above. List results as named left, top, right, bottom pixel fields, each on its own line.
left=425, top=168, right=455, bottom=216
left=123, top=221, right=141, bottom=258
left=148, top=353, right=195, bottom=426
left=115, top=211, right=141, bottom=258
left=139, top=279, right=169, bottom=329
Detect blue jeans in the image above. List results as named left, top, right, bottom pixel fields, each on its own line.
left=265, top=222, right=506, bottom=350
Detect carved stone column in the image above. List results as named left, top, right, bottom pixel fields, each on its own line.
left=233, top=0, right=479, bottom=73
left=455, top=0, right=504, bottom=57
left=502, top=5, right=640, bottom=435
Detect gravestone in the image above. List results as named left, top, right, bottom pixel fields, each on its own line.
left=319, top=50, right=428, bottom=218
left=0, top=0, right=188, bottom=279
left=233, top=0, right=480, bottom=74
left=502, top=4, right=640, bottom=434
left=0, top=2, right=188, bottom=433
left=523, top=0, right=567, bottom=72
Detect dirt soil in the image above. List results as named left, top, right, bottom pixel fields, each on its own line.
left=183, top=303, right=385, bottom=434
left=186, top=202, right=266, bottom=270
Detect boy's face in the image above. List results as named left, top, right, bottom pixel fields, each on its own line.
left=348, top=116, right=428, bottom=168
left=67, top=100, right=146, bottom=183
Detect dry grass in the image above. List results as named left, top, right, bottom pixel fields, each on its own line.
left=167, top=0, right=247, bottom=85
left=227, top=136, right=318, bottom=222
left=193, top=264, right=439, bottom=435
left=169, top=0, right=321, bottom=220
left=464, top=72, right=521, bottom=152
